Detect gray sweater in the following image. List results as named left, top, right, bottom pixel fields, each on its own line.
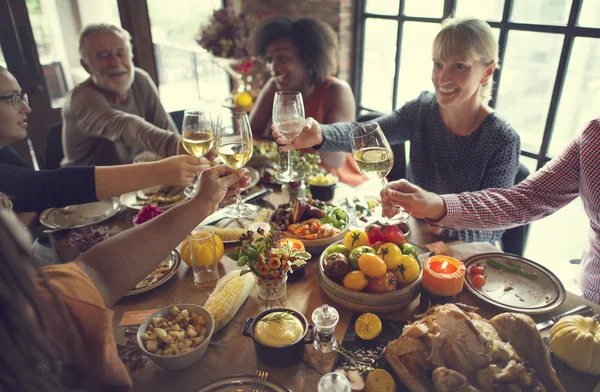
left=321, top=91, right=521, bottom=243
left=61, top=68, right=179, bottom=166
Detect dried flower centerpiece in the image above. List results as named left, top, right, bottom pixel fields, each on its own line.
left=228, top=223, right=311, bottom=310
left=197, top=8, right=260, bottom=111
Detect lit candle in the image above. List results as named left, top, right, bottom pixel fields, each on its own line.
left=419, top=255, right=466, bottom=311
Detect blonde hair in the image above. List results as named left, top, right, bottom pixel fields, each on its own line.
left=432, top=17, right=499, bottom=103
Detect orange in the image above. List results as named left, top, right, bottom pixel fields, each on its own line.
left=358, top=253, right=387, bottom=278
left=280, top=238, right=305, bottom=251
left=355, top=313, right=382, bottom=341
left=342, top=270, right=368, bottom=291
left=181, top=234, right=224, bottom=268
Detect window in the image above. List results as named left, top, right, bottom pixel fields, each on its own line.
left=25, top=0, right=120, bottom=108
left=147, top=0, right=229, bottom=111
left=355, top=0, right=600, bottom=169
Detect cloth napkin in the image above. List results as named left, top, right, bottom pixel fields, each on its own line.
left=418, top=241, right=501, bottom=263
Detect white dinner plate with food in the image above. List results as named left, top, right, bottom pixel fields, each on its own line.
left=121, top=185, right=189, bottom=210
left=40, top=198, right=122, bottom=229
left=196, top=374, right=290, bottom=392
left=272, top=199, right=351, bottom=253
left=124, top=250, right=181, bottom=296
left=463, top=252, right=566, bottom=314
left=212, top=207, right=273, bottom=243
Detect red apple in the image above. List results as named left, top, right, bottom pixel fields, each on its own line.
left=364, top=271, right=398, bottom=293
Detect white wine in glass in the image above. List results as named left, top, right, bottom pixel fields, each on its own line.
left=182, top=110, right=219, bottom=193
left=181, top=110, right=217, bottom=157
left=350, top=122, right=410, bottom=223
left=216, top=112, right=256, bottom=218
left=272, top=91, right=305, bottom=182
left=218, top=142, right=253, bottom=169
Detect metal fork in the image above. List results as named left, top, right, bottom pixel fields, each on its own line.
left=249, top=370, right=268, bottom=392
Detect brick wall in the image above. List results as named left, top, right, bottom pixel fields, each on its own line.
left=229, top=0, right=355, bottom=83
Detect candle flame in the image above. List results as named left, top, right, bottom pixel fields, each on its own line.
left=441, top=261, right=448, bottom=272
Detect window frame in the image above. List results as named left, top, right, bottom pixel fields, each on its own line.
left=353, top=0, right=600, bottom=169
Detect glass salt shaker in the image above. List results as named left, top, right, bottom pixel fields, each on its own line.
left=312, top=304, right=339, bottom=353
left=318, top=372, right=351, bottom=392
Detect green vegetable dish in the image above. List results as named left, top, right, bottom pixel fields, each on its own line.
left=319, top=206, right=349, bottom=231
left=485, top=258, right=538, bottom=280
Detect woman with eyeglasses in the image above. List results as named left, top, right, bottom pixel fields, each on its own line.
left=0, top=66, right=205, bottom=214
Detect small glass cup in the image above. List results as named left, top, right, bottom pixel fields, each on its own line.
left=318, top=372, right=351, bottom=392
left=188, top=226, right=219, bottom=288
left=311, top=304, right=339, bottom=353
left=255, top=274, right=287, bottom=311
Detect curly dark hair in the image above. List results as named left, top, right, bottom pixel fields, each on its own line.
left=249, top=16, right=338, bottom=86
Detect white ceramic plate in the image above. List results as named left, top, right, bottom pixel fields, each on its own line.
left=196, top=375, right=290, bottom=392
left=124, top=250, right=181, bottom=296
left=39, top=198, right=122, bottom=229
left=121, top=185, right=189, bottom=210
left=464, top=252, right=566, bottom=314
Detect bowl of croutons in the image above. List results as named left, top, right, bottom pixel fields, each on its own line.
left=137, top=304, right=214, bottom=370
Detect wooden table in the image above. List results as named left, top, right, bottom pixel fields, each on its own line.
left=52, top=186, right=600, bottom=392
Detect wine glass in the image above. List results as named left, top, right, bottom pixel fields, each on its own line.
left=272, top=91, right=305, bottom=183
left=215, top=112, right=257, bottom=218
left=182, top=110, right=219, bottom=192
left=350, top=122, right=411, bottom=223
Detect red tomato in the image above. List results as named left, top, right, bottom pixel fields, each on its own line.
left=472, top=274, right=486, bottom=289
left=366, top=224, right=384, bottom=244
left=470, top=266, right=485, bottom=276
left=380, top=225, right=406, bottom=245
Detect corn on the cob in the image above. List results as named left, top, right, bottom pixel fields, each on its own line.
left=204, top=270, right=255, bottom=332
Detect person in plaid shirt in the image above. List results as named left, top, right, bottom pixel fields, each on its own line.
left=380, top=118, right=600, bottom=304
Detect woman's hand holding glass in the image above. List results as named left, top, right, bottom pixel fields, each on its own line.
left=272, top=91, right=306, bottom=182
left=215, top=112, right=256, bottom=218
left=273, top=117, right=324, bottom=152
left=193, top=165, right=250, bottom=213
left=350, top=122, right=411, bottom=223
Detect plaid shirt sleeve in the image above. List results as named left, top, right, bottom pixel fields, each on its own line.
left=431, top=130, right=581, bottom=230
left=430, top=119, right=600, bottom=304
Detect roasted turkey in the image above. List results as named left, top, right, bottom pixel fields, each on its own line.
left=384, top=304, right=565, bottom=392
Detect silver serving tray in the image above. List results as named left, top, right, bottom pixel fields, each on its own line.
left=463, top=252, right=566, bottom=314
left=39, top=198, right=122, bottom=229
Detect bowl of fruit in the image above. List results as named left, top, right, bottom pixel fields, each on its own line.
left=317, top=223, right=422, bottom=313
left=307, top=173, right=338, bottom=201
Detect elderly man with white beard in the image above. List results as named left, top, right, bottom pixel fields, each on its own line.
left=61, top=24, right=183, bottom=166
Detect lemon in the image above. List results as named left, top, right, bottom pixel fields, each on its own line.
left=365, top=369, right=395, bottom=392
left=234, top=91, right=253, bottom=107
left=355, top=313, right=382, bottom=341
left=180, top=234, right=224, bottom=268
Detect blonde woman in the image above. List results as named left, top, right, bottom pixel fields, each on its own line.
left=278, top=17, right=520, bottom=244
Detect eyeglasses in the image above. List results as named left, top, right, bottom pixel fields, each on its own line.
left=0, top=93, right=29, bottom=109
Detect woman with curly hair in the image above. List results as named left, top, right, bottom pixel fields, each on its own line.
left=249, top=16, right=367, bottom=186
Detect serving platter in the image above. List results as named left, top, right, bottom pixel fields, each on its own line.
left=40, top=198, right=122, bottom=229
left=196, top=374, right=290, bottom=392
left=121, top=185, right=189, bottom=210
left=463, top=252, right=566, bottom=314
left=124, top=250, right=181, bottom=296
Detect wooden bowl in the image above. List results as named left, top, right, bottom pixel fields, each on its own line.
left=317, top=243, right=423, bottom=313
